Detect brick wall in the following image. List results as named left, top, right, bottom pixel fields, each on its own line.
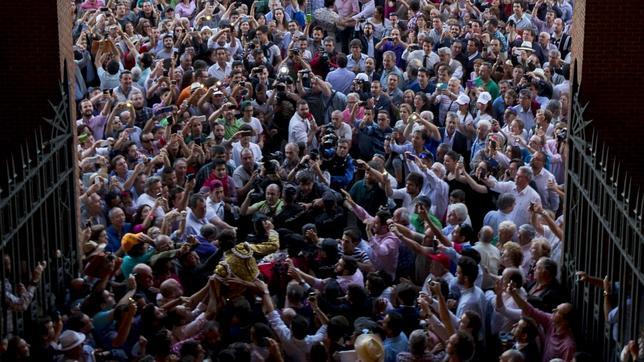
left=572, top=1, right=644, bottom=188
left=0, top=1, right=75, bottom=164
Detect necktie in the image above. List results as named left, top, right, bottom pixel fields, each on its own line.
left=423, top=53, right=429, bottom=69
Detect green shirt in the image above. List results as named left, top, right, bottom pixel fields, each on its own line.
left=410, top=213, right=443, bottom=234
left=475, top=77, right=500, bottom=100
left=218, top=118, right=244, bottom=139
left=251, top=199, right=284, bottom=217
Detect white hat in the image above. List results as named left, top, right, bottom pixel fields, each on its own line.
left=355, top=73, right=369, bottom=82
left=455, top=94, right=470, bottom=105
left=531, top=68, right=545, bottom=79
left=58, top=330, right=86, bottom=352
left=477, top=92, right=492, bottom=105
left=516, top=41, right=534, bottom=52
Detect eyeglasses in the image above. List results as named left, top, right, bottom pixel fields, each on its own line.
left=142, top=139, right=152, bottom=143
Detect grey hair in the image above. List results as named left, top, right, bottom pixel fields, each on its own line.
left=499, top=220, right=517, bottom=234
left=497, top=193, right=516, bottom=210
left=409, top=329, right=428, bottom=355
left=518, top=166, right=533, bottom=181
left=449, top=203, right=468, bottom=222
left=518, top=223, right=536, bottom=240
left=144, top=176, right=162, bottom=192
left=437, top=47, right=452, bottom=56
left=108, top=207, right=124, bottom=220
left=394, top=207, right=410, bottom=225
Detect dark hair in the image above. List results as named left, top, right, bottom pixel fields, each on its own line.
left=341, top=255, right=358, bottom=275
left=106, top=60, right=121, bottom=75
left=406, top=172, right=424, bottom=189
left=445, top=150, right=461, bottom=162
left=291, top=315, right=309, bottom=340
left=453, top=331, right=475, bottom=360
left=188, top=193, right=205, bottom=209
left=342, top=227, right=361, bottom=244
left=463, top=311, right=482, bottom=338
left=457, top=256, right=479, bottom=284
left=336, top=53, right=348, bottom=68
left=385, top=311, right=404, bottom=336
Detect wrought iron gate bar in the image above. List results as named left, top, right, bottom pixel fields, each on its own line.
left=564, top=60, right=644, bottom=360
left=0, top=64, right=79, bottom=338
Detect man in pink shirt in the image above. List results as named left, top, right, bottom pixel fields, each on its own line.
left=507, top=284, right=576, bottom=361
left=344, top=193, right=400, bottom=280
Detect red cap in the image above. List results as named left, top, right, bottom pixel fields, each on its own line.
left=428, top=253, right=450, bottom=270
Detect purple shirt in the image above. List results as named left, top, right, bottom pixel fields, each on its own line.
left=351, top=203, right=400, bottom=279
left=77, top=115, right=107, bottom=140
left=524, top=302, right=576, bottom=362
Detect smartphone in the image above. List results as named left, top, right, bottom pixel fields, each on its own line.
left=154, top=106, right=174, bottom=115
left=466, top=80, right=474, bottom=88
left=406, top=153, right=416, bottom=161
left=100, top=7, right=109, bottom=11
left=162, top=58, right=172, bottom=71
left=186, top=173, right=195, bottom=182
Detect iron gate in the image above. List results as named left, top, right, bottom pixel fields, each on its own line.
left=0, top=67, right=79, bottom=338
left=563, top=61, right=644, bottom=360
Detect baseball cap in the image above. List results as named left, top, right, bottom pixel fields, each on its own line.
left=477, top=92, right=492, bottom=105
left=455, top=94, right=470, bottom=105
left=355, top=73, right=369, bottom=82
left=121, top=233, right=142, bottom=253
left=428, top=253, right=450, bottom=269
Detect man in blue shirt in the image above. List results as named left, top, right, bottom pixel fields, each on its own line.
left=382, top=311, right=409, bottom=362
left=325, top=53, right=356, bottom=95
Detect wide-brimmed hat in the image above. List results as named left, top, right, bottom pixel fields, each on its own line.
left=58, top=330, right=86, bottom=351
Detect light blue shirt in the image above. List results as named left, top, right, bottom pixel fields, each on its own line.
left=384, top=332, right=409, bottom=362
left=325, top=67, right=356, bottom=95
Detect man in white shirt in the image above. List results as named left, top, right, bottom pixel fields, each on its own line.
left=257, top=280, right=328, bottom=361
left=485, top=166, right=542, bottom=228
left=135, top=176, right=166, bottom=221
left=207, top=47, right=232, bottom=81
left=231, top=125, right=263, bottom=168
left=289, top=100, right=318, bottom=150
left=473, top=226, right=500, bottom=290
left=184, top=194, right=210, bottom=238
left=204, top=180, right=237, bottom=232
left=530, top=151, right=560, bottom=212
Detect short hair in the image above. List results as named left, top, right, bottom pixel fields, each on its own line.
left=188, top=193, right=205, bottom=209
left=539, top=257, right=558, bottom=279
left=502, top=242, right=524, bottom=266
left=145, top=176, right=161, bottom=192
left=408, top=329, right=428, bottom=355
left=341, top=255, right=358, bottom=274
left=500, top=349, right=525, bottom=362
left=342, top=227, right=361, bottom=244
left=437, top=47, right=452, bottom=56
left=518, top=223, right=536, bottom=240
left=336, top=53, right=348, bottom=68
left=477, top=119, right=491, bottom=130
left=349, top=39, right=362, bottom=49
left=448, top=203, right=469, bottom=222
left=497, top=193, right=516, bottom=210
left=385, top=311, right=404, bottom=336
left=406, top=172, right=424, bottom=188
left=517, top=165, right=534, bottom=181
left=453, top=331, right=475, bottom=361
left=457, top=256, right=478, bottom=283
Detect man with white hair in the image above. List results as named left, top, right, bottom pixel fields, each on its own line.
left=469, top=119, right=491, bottom=168
left=437, top=47, right=463, bottom=80
left=473, top=226, right=500, bottom=289
left=483, top=193, right=516, bottom=236
left=406, top=155, right=449, bottom=221
left=485, top=166, right=541, bottom=227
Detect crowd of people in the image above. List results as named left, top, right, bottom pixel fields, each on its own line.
left=3, top=0, right=644, bottom=361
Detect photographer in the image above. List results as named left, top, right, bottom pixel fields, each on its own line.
left=310, top=36, right=338, bottom=79
left=321, top=138, right=356, bottom=190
